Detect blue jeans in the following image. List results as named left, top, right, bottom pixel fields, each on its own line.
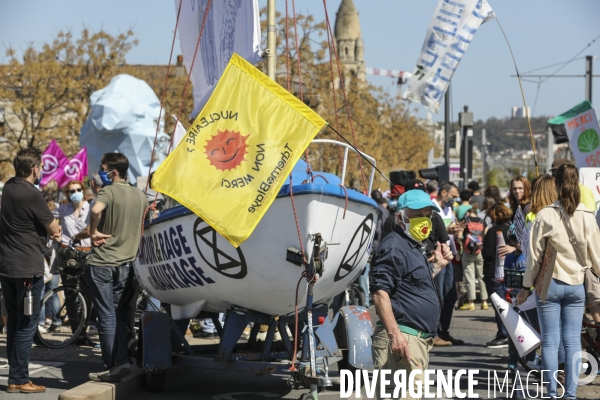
left=86, top=264, right=135, bottom=370
left=435, top=263, right=456, bottom=336
left=357, top=264, right=370, bottom=308
left=0, top=276, right=44, bottom=385
left=536, top=279, right=585, bottom=399
left=43, top=274, right=60, bottom=324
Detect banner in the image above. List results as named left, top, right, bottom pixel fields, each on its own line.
left=172, top=114, right=187, bottom=147
left=40, top=139, right=68, bottom=187
left=548, top=100, right=592, bottom=144
left=175, top=0, right=262, bottom=118
left=54, top=147, right=88, bottom=188
left=548, top=101, right=600, bottom=168
left=579, top=167, right=600, bottom=211
left=403, top=0, right=494, bottom=113
left=152, top=53, right=326, bottom=247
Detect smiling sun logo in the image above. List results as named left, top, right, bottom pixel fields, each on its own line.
left=204, top=129, right=249, bottom=171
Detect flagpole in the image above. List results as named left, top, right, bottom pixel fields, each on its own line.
left=267, top=0, right=276, bottom=80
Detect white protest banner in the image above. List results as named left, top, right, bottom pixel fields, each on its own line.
left=579, top=167, right=600, bottom=211
left=175, top=0, right=262, bottom=118
left=403, top=0, right=495, bottom=113
left=565, top=107, right=600, bottom=169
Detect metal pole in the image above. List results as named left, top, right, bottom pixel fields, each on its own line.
left=267, top=0, right=276, bottom=80
left=462, top=126, right=468, bottom=188
left=547, top=126, right=554, bottom=173
left=444, top=84, right=451, bottom=166
left=586, top=55, right=593, bottom=103
left=482, top=128, right=487, bottom=188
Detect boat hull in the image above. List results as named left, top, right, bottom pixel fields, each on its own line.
left=133, top=191, right=378, bottom=318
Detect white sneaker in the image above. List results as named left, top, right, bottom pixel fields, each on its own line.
left=38, top=325, right=48, bottom=334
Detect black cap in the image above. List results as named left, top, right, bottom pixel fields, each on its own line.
left=404, top=179, right=426, bottom=193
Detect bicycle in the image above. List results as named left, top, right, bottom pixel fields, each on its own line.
left=36, top=242, right=163, bottom=349
left=36, top=243, right=91, bottom=349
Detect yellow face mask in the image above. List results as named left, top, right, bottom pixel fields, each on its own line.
left=400, top=212, right=433, bottom=242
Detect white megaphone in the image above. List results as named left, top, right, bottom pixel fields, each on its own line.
left=490, top=293, right=541, bottom=357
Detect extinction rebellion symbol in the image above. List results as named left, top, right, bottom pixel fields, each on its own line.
left=193, top=218, right=247, bottom=279
left=334, top=213, right=374, bottom=282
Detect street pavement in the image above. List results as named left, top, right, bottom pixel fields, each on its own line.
left=1, top=306, right=600, bottom=399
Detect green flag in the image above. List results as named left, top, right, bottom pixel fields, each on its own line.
left=548, top=100, right=593, bottom=144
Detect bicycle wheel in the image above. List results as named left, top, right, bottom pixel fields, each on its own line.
left=36, top=286, right=87, bottom=349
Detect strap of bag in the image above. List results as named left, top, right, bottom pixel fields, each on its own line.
left=556, top=206, right=588, bottom=268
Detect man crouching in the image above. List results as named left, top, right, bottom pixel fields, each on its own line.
left=371, top=189, right=452, bottom=400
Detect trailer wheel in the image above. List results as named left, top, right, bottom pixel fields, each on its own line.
left=144, top=371, right=168, bottom=393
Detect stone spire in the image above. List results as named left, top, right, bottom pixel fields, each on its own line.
left=334, top=0, right=366, bottom=84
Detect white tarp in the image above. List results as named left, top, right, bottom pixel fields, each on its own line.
left=403, top=0, right=495, bottom=113
left=79, top=74, right=169, bottom=185
left=175, top=0, right=262, bottom=118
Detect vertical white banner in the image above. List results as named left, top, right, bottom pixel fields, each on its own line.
left=403, top=0, right=494, bottom=113
left=175, top=0, right=262, bottom=118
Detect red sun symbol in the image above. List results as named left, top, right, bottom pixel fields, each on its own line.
left=421, top=226, right=429, bottom=235
left=204, top=129, right=249, bottom=171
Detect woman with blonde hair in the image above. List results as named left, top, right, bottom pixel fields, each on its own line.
left=47, top=179, right=95, bottom=346
left=518, top=164, right=600, bottom=399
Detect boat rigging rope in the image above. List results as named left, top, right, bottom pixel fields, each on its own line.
left=285, top=0, right=291, bottom=91
left=322, top=2, right=368, bottom=194
left=141, top=0, right=213, bottom=238
left=143, top=0, right=182, bottom=197
left=322, top=0, right=345, bottom=173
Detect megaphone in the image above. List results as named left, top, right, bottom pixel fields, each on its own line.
left=490, top=293, right=541, bottom=357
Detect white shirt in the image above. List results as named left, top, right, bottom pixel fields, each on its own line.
left=53, top=202, right=91, bottom=247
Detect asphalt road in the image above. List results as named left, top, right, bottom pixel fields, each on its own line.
left=3, top=306, right=600, bottom=399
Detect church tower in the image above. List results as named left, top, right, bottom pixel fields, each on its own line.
left=334, top=0, right=366, bottom=86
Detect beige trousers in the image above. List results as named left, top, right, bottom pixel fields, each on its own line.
left=371, top=325, right=434, bottom=400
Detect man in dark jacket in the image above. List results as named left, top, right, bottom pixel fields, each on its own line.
left=0, top=148, right=61, bottom=394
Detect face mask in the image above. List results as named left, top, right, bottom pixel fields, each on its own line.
left=34, top=168, right=43, bottom=186
left=70, top=191, right=84, bottom=203
left=399, top=210, right=432, bottom=242
left=98, top=169, right=113, bottom=186
left=34, top=184, right=40, bottom=190
left=443, top=198, right=454, bottom=208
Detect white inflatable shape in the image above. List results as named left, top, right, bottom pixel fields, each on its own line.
left=490, top=293, right=541, bottom=357
left=79, top=74, right=170, bottom=184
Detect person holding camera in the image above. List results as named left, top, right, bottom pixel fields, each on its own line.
left=0, top=148, right=61, bottom=394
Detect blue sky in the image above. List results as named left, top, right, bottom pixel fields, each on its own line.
left=1, top=0, right=599, bottom=123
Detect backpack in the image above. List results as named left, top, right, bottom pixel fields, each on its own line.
left=463, top=215, right=484, bottom=255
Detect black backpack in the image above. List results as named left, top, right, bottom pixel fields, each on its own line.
left=463, top=215, right=484, bottom=255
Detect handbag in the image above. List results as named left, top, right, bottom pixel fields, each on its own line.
left=556, top=205, right=600, bottom=306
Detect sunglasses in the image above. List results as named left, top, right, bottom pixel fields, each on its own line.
left=69, top=188, right=83, bottom=194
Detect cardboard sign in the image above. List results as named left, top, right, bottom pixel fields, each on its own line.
left=566, top=107, right=600, bottom=168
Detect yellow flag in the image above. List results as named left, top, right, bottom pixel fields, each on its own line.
left=153, top=53, right=326, bottom=247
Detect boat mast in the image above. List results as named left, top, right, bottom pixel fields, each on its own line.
left=267, top=0, right=276, bottom=80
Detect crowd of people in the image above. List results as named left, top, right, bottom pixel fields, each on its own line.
left=0, top=148, right=147, bottom=393
left=2, top=146, right=600, bottom=399
left=369, top=159, right=600, bottom=399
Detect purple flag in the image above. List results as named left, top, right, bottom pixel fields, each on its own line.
left=40, top=140, right=68, bottom=187
left=55, top=148, right=88, bottom=188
